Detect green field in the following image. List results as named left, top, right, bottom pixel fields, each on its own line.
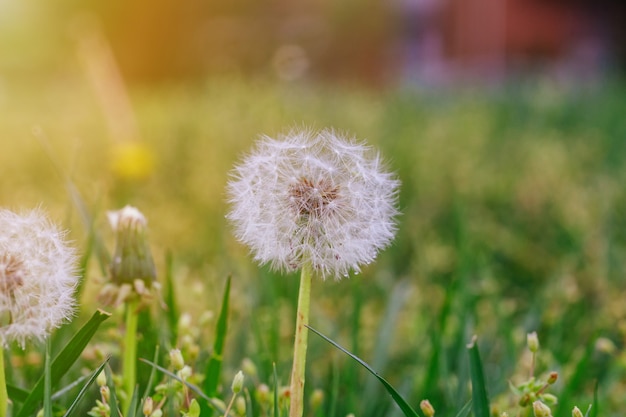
left=1, top=76, right=626, bottom=417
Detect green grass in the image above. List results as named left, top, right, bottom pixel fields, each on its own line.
left=2, top=76, right=626, bottom=416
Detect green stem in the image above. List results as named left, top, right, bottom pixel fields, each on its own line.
left=289, top=265, right=313, bottom=417
left=0, top=347, right=7, bottom=417
left=123, top=299, right=139, bottom=412
left=43, top=339, right=52, bottom=417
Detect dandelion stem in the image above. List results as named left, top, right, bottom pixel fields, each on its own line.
left=222, top=393, right=237, bottom=417
left=289, top=264, right=313, bottom=417
left=0, top=347, right=7, bottom=417
left=122, top=299, right=139, bottom=412
left=43, top=339, right=52, bottom=417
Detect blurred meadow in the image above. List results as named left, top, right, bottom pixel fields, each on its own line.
left=2, top=1, right=626, bottom=416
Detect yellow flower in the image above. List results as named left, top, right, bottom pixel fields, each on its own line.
left=110, top=141, right=155, bottom=181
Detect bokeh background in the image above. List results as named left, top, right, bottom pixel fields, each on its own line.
left=2, top=1, right=626, bottom=416
left=3, top=0, right=626, bottom=85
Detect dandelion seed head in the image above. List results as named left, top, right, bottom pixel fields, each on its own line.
left=0, top=209, right=79, bottom=348
left=227, top=128, right=400, bottom=279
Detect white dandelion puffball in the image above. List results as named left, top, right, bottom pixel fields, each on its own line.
left=0, top=209, right=79, bottom=347
left=227, top=129, right=400, bottom=279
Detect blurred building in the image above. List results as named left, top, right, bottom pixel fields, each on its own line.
left=89, top=0, right=625, bottom=86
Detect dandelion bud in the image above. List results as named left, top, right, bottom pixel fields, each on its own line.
left=150, top=410, right=163, bottom=417
left=199, top=310, right=214, bottom=326
left=231, top=370, right=244, bottom=394
left=533, top=401, right=553, bottom=417
left=279, top=386, right=291, bottom=400
left=142, top=397, right=154, bottom=416
left=572, top=406, right=584, bottom=417
left=420, top=399, right=435, bottom=417
left=178, top=365, right=192, bottom=379
left=100, top=385, right=111, bottom=402
left=210, top=398, right=226, bottom=410
left=527, top=332, right=540, bottom=353
left=547, top=372, right=558, bottom=385
left=241, top=358, right=258, bottom=378
left=96, top=370, right=107, bottom=387
left=519, top=394, right=532, bottom=407
left=235, top=396, right=246, bottom=415
left=169, top=348, right=185, bottom=371
left=108, top=206, right=156, bottom=286
left=0, top=209, right=79, bottom=347
left=227, top=129, right=400, bottom=279
left=595, top=337, right=616, bottom=354
left=310, top=389, right=324, bottom=410
left=98, top=283, right=119, bottom=305
left=178, top=313, right=192, bottom=333
left=256, top=383, right=270, bottom=405
left=541, top=393, right=558, bottom=406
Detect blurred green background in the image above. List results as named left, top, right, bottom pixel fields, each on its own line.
left=2, top=0, right=626, bottom=416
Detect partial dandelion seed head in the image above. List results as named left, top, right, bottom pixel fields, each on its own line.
left=0, top=208, right=79, bottom=348
left=226, top=128, right=400, bottom=279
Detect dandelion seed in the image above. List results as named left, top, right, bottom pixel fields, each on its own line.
left=0, top=209, right=78, bottom=348
left=226, top=128, right=400, bottom=279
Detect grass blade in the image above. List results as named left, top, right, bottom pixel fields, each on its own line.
left=16, top=309, right=111, bottom=417
left=63, top=358, right=110, bottom=417
left=307, top=325, right=421, bottom=417
left=273, top=363, right=279, bottom=417
left=363, top=280, right=411, bottom=411
left=452, top=400, right=472, bottom=417
left=104, top=365, right=121, bottom=417
left=163, top=251, right=179, bottom=346
left=141, top=346, right=160, bottom=403
left=467, top=336, right=489, bottom=417
left=555, top=338, right=596, bottom=417
left=204, top=276, right=231, bottom=396
left=126, top=386, right=139, bottom=417
left=588, top=381, right=598, bottom=417
left=52, top=376, right=88, bottom=401
left=138, top=358, right=226, bottom=413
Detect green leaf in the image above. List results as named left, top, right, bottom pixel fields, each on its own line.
left=16, top=309, right=111, bottom=417
left=185, top=399, right=201, bottom=417
left=203, top=276, right=231, bottom=396
left=467, top=336, right=489, bottom=417
left=7, top=385, right=29, bottom=404
left=307, top=325, right=422, bottom=417
left=63, top=358, right=110, bottom=417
